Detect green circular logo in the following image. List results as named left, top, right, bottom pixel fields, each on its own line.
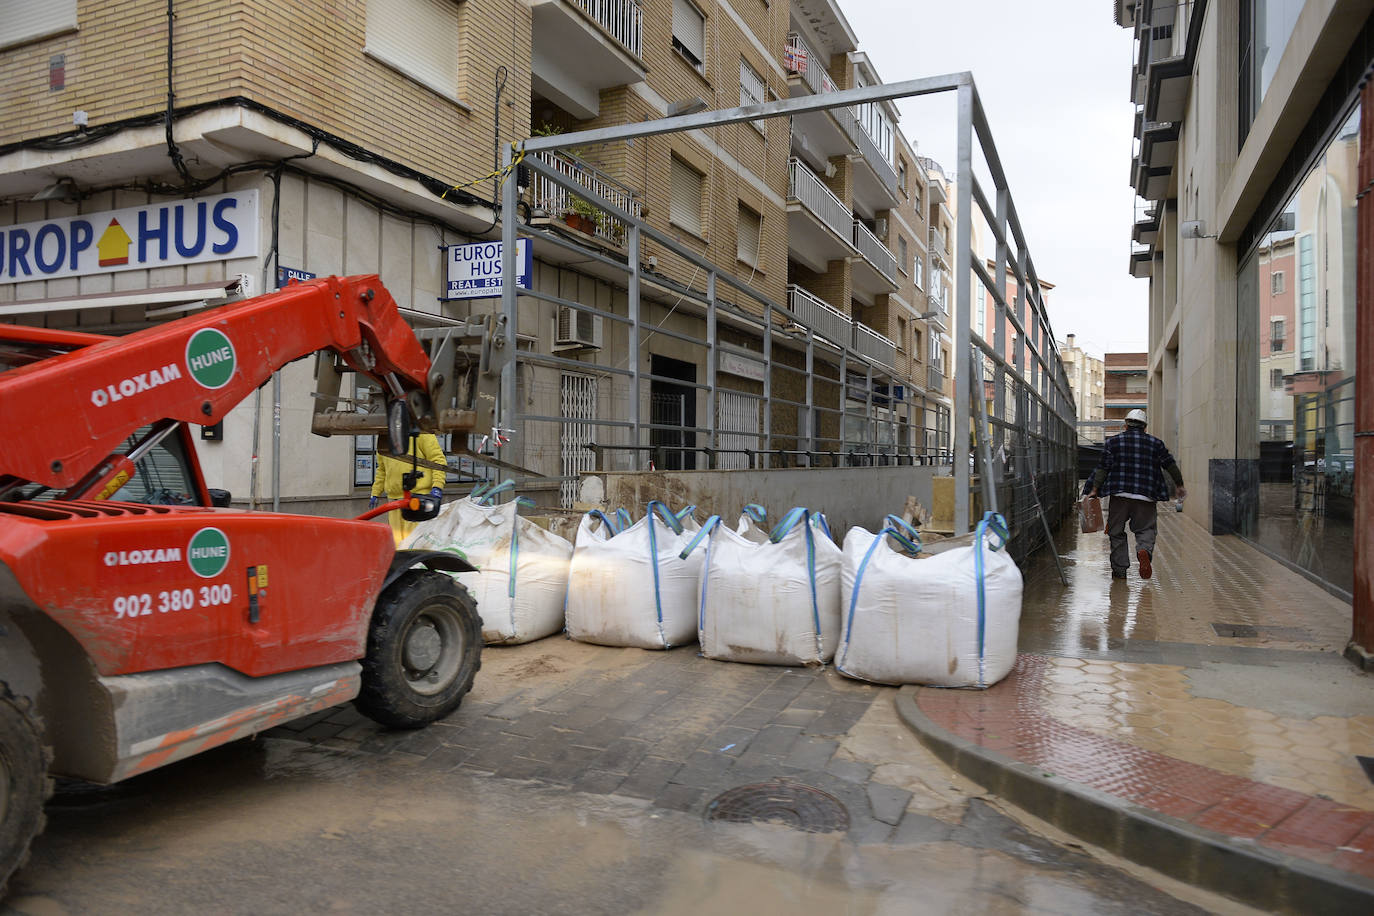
left=187, top=527, right=231, bottom=578
left=185, top=328, right=236, bottom=389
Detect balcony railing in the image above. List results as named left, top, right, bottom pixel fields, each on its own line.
left=788, top=157, right=851, bottom=243
left=852, top=221, right=897, bottom=285
left=784, top=32, right=836, bottom=97
left=788, top=284, right=851, bottom=348
left=851, top=120, right=898, bottom=196
left=927, top=365, right=944, bottom=390
left=854, top=322, right=896, bottom=367
left=530, top=150, right=642, bottom=246
left=574, top=0, right=642, bottom=58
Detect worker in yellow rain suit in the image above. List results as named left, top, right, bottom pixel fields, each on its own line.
left=370, top=433, right=448, bottom=541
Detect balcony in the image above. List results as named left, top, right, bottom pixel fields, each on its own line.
left=784, top=32, right=858, bottom=167
left=929, top=227, right=950, bottom=270
left=850, top=119, right=900, bottom=214
left=854, top=322, right=896, bottom=367
left=530, top=0, right=645, bottom=119
left=786, top=157, right=859, bottom=271
left=788, top=284, right=851, bottom=349
left=1133, top=0, right=1200, bottom=124
left=850, top=220, right=898, bottom=301
left=927, top=364, right=945, bottom=392
left=529, top=150, right=642, bottom=246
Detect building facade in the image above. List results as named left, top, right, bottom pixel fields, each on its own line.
left=1117, top=0, right=1370, bottom=647
left=1, top=0, right=956, bottom=513
left=1059, top=334, right=1106, bottom=442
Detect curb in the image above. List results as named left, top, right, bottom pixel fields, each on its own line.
left=894, top=687, right=1374, bottom=914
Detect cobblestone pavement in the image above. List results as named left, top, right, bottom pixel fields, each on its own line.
left=906, top=510, right=1374, bottom=910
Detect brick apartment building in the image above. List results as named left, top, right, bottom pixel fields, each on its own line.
left=0, top=0, right=954, bottom=510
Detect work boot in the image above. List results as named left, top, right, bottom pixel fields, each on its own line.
left=1111, top=568, right=1128, bottom=580
left=1137, top=548, right=1152, bottom=580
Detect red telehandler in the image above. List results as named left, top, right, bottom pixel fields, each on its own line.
left=0, top=275, right=507, bottom=892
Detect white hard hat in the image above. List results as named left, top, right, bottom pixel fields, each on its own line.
left=1125, top=409, right=1147, bottom=425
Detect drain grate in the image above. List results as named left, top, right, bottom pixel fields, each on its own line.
left=705, top=781, right=849, bottom=833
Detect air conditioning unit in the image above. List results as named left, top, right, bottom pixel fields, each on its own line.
left=555, top=306, right=603, bottom=349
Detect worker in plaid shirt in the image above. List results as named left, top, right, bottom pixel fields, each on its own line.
left=1086, top=409, right=1185, bottom=580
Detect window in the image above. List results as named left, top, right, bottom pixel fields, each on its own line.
left=1269, top=368, right=1284, bottom=389
left=736, top=204, right=761, bottom=267
left=672, top=0, right=705, bottom=71
left=897, top=159, right=908, bottom=196
left=912, top=326, right=923, bottom=356
left=670, top=156, right=704, bottom=236
left=740, top=59, right=766, bottom=134
left=913, top=255, right=923, bottom=289
left=913, top=183, right=922, bottom=209
left=897, top=236, right=908, bottom=274
left=1270, top=270, right=1285, bottom=294
left=1, top=0, right=76, bottom=49
left=366, top=0, right=462, bottom=100
left=1270, top=317, right=1285, bottom=352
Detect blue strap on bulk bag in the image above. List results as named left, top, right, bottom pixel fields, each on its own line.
left=972, top=511, right=1009, bottom=688
left=478, top=479, right=518, bottom=506
left=837, top=521, right=921, bottom=675
left=741, top=504, right=767, bottom=524
left=615, top=507, right=633, bottom=532
left=586, top=509, right=620, bottom=536
left=769, top=507, right=827, bottom=661
left=644, top=501, right=685, bottom=646
left=505, top=496, right=536, bottom=601
left=678, top=515, right=724, bottom=631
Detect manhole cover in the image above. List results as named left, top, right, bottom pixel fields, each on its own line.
left=705, top=781, right=849, bottom=833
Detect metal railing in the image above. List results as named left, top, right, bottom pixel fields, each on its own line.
left=854, top=322, right=896, bottom=367
left=852, top=220, right=897, bottom=284
left=784, top=32, right=835, bottom=97
left=851, top=119, right=899, bottom=196
left=927, top=364, right=944, bottom=391
left=788, top=157, right=851, bottom=243
left=574, top=0, right=642, bottom=58
left=788, top=284, right=851, bottom=348
left=530, top=150, right=642, bottom=246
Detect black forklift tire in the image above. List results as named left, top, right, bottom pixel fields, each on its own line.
left=0, top=683, right=52, bottom=898
left=355, top=570, right=482, bottom=729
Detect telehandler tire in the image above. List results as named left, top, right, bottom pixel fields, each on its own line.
left=355, top=570, right=482, bottom=729
left=0, top=683, right=52, bottom=898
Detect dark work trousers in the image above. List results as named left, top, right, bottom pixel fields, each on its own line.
left=1106, top=496, right=1158, bottom=574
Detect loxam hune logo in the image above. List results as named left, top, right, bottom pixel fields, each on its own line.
left=187, top=527, right=231, bottom=578
left=185, top=328, right=236, bottom=389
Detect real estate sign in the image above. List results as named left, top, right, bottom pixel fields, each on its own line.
left=445, top=239, right=531, bottom=299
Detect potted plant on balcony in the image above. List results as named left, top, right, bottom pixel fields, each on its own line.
left=565, top=196, right=599, bottom=235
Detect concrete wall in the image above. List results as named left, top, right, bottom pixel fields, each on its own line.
left=579, top=465, right=941, bottom=535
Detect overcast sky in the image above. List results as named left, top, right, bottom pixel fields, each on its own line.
left=839, top=0, right=1145, bottom=356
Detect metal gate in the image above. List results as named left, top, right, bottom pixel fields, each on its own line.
left=650, top=391, right=687, bottom=469
left=716, top=390, right=759, bottom=469
left=560, top=373, right=598, bottom=508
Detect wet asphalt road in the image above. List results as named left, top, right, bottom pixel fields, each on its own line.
left=5, top=639, right=1252, bottom=915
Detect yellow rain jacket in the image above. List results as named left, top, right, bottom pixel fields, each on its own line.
left=371, top=434, right=448, bottom=539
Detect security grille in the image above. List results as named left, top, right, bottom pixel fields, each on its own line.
left=716, top=390, right=759, bottom=469
left=559, top=373, right=598, bottom=508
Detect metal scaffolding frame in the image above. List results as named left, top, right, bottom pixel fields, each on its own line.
left=495, top=72, right=1076, bottom=544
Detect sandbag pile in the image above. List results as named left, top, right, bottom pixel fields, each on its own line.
left=564, top=501, right=704, bottom=649
left=837, top=512, right=1022, bottom=688
left=685, top=505, right=841, bottom=667
left=402, top=481, right=573, bottom=645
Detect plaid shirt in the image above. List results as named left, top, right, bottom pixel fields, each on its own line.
left=1092, top=427, right=1180, bottom=501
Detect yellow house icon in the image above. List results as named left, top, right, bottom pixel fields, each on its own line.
left=98, top=218, right=131, bottom=267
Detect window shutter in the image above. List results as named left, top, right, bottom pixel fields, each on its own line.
left=366, top=0, right=460, bottom=99
left=737, top=205, right=761, bottom=266
left=670, top=157, right=703, bottom=236
left=1, top=0, right=76, bottom=48
left=672, top=0, right=705, bottom=66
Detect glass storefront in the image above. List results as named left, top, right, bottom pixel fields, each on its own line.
left=1236, top=106, right=1360, bottom=596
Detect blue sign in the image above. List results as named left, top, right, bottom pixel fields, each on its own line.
left=277, top=266, right=315, bottom=288
left=445, top=239, right=531, bottom=300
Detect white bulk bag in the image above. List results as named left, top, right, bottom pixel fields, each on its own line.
left=688, top=507, right=841, bottom=666
left=565, top=502, right=704, bottom=649
left=403, top=483, right=573, bottom=645
left=837, top=512, right=1022, bottom=688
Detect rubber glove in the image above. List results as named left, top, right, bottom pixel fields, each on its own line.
left=369, top=496, right=379, bottom=509
left=430, top=487, right=444, bottom=502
